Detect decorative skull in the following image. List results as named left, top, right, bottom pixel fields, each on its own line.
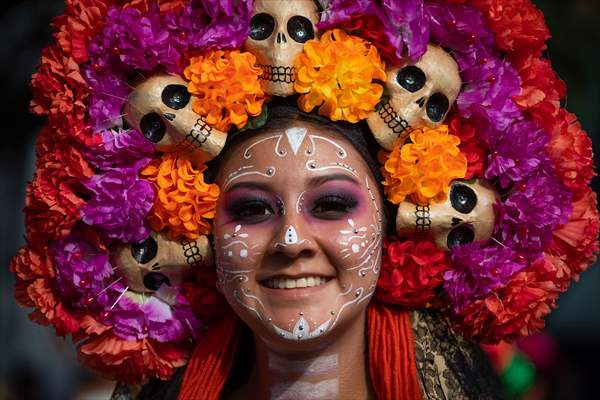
left=243, top=0, right=319, bottom=97
left=110, top=232, right=212, bottom=293
left=367, top=44, right=461, bottom=150
left=124, top=74, right=227, bottom=164
left=395, top=180, right=499, bottom=250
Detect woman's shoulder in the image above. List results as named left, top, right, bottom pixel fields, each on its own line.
left=411, top=309, right=505, bottom=400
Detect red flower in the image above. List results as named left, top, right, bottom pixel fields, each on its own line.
left=11, top=245, right=80, bottom=336
left=78, top=331, right=190, bottom=383
left=376, top=238, right=451, bottom=308
left=29, top=45, right=94, bottom=145
left=333, top=14, right=401, bottom=66
left=52, top=0, right=109, bottom=64
left=10, top=245, right=55, bottom=281
left=448, top=113, right=486, bottom=179
left=25, top=133, right=93, bottom=246
left=456, top=257, right=561, bottom=344
left=546, top=110, right=596, bottom=195
left=546, top=188, right=600, bottom=282
left=511, top=53, right=566, bottom=125
left=472, top=0, right=550, bottom=56
left=181, top=270, right=229, bottom=323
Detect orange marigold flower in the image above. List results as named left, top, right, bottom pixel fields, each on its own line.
left=294, top=29, right=386, bottom=123
left=381, top=125, right=467, bottom=205
left=184, top=50, right=265, bottom=132
left=141, top=153, right=220, bottom=240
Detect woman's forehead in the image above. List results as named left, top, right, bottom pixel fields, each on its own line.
left=217, top=121, right=371, bottom=184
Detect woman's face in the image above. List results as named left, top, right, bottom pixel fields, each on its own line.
left=214, top=120, right=384, bottom=347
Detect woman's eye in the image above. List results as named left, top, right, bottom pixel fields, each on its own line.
left=229, top=200, right=274, bottom=223
left=310, top=195, right=357, bottom=219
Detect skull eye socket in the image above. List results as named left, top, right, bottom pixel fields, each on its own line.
left=287, top=15, right=315, bottom=43
left=447, top=225, right=475, bottom=248
left=249, top=13, right=275, bottom=41
left=450, top=184, right=477, bottom=214
left=131, top=236, right=158, bottom=264
left=140, top=113, right=166, bottom=143
left=426, top=92, right=450, bottom=122
left=161, top=84, right=190, bottom=110
left=397, top=66, right=426, bottom=93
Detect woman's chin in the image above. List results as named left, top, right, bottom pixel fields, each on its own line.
left=247, top=278, right=355, bottom=345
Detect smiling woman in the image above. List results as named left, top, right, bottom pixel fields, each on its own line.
left=213, top=110, right=384, bottom=398
left=114, top=105, right=504, bottom=400
left=15, top=1, right=598, bottom=399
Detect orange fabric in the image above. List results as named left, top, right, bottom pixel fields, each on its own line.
left=178, top=313, right=240, bottom=400
left=367, top=301, right=422, bottom=400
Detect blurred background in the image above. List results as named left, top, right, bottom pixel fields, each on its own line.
left=0, top=1, right=598, bottom=399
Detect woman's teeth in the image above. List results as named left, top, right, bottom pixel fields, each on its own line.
left=263, top=276, right=329, bottom=289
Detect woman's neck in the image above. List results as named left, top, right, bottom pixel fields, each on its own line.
left=232, top=310, right=375, bottom=400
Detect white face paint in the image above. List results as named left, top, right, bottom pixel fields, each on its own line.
left=270, top=379, right=339, bottom=400
left=214, top=121, right=384, bottom=347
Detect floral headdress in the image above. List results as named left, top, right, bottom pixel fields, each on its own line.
left=13, top=0, right=599, bottom=383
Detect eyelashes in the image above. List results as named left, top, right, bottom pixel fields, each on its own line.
left=227, top=195, right=277, bottom=224
left=310, top=193, right=358, bottom=220
left=225, top=191, right=359, bottom=223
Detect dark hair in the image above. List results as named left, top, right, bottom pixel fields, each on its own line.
left=207, top=97, right=395, bottom=233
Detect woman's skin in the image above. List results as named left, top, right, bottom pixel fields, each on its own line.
left=213, top=119, right=384, bottom=399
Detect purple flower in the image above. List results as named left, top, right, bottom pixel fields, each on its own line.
left=83, top=68, right=130, bottom=130
left=165, top=0, right=252, bottom=53
left=458, top=58, right=523, bottom=133
left=81, top=165, right=154, bottom=243
left=495, top=172, right=572, bottom=258
left=426, top=1, right=495, bottom=55
left=381, top=0, right=429, bottom=61
left=52, top=233, right=114, bottom=308
left=111, top=289, right=202, bottom=342
left=319, top=0, right=429, bottom=62
left=445, top=242, right=527, bottom=313
left=84, top=6, right=184, bottom=131
left=485, top=120, right=550, bottom=188
left=84, top=128, right=155, bottom=170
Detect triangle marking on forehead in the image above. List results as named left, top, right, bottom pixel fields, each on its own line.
left=284, top=127, right=308, bottom=155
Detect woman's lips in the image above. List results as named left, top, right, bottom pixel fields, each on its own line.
left=262, top=276, right=330, bottom=289
left=258, top=276, right=335, bottom=300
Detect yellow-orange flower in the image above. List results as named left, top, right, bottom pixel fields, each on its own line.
left=184, top=50, right=265, bottom=132
left=141, top=153, right=220, bottom=240
left=381, top=125, right=468, bottom=205
left=294, top=29, right=386, bottom=123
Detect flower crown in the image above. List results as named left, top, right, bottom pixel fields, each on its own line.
left=14, top=0, right=599, bottom=384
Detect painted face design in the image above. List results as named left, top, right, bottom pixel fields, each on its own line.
left=214, top=122, right=383, bottom=346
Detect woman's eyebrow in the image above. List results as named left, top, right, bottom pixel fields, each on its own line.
left=307, top=173, right=360, bottom=187
left=225, top=181, right=272, bottom=192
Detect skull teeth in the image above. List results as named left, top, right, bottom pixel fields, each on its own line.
left=379, top=101, right=412, bottom=136
left=258, top=64, right=295, bottom=84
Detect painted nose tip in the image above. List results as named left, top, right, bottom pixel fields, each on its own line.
left=163, top=112, right=176, bottom=121
left=416, top=97, right=426, bottom=108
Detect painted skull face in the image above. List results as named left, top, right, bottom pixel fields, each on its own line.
left=110, top=232, right=212, bottom=293
left=396, top=180, right=499, bottom=250
left=124, top=74, right=227, bottom=164
left=213, top=120, right=384, bottom=347
left=244, top=0, right=319, bottom=96
left=367, top=44, right=461, bottom=150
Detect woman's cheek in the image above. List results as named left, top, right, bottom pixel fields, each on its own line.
left=324, top=213, right=383, bottom=280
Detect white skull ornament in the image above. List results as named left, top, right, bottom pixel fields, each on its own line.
left=124, top=74, right=227, bottom=164
left=396, top=180, right=499, bottom=250
left=243, top=0, right=319, bottom=97
left=110, top=232, right=213, bottom=293
left=367, top=44, right=462, bottom=150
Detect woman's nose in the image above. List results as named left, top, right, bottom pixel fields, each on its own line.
left=267, top=222, right=317, bottom=259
